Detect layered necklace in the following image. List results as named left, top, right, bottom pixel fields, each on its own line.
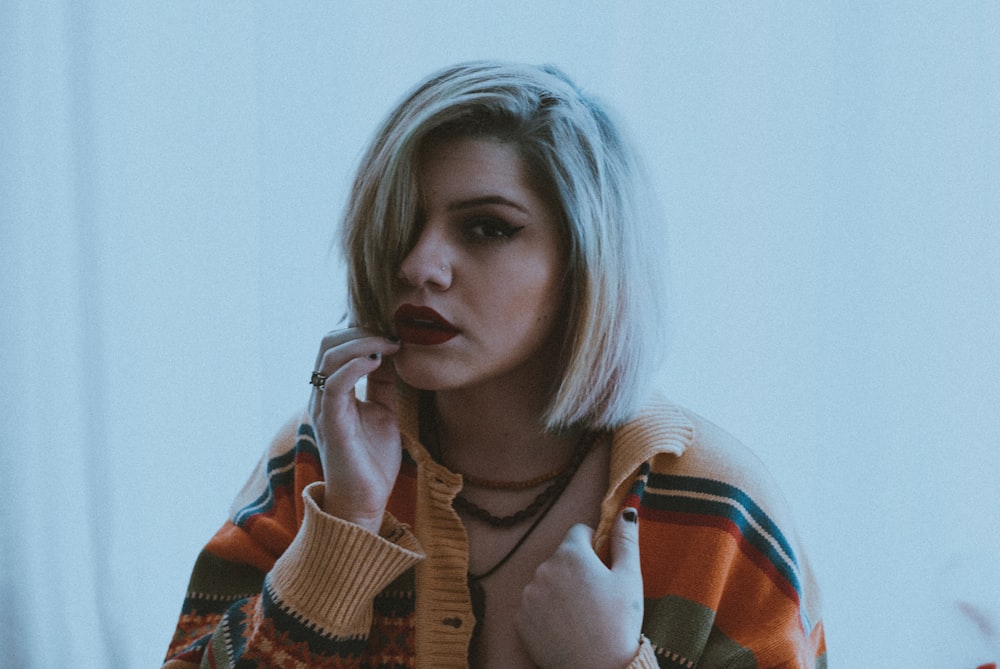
left=422, top=396, right=601, bottom=648
left=450, top=433, right=596, bottom=528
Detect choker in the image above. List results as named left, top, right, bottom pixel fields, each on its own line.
left=451, top=431, right=596, bottom=527
left=458, top=463, right=568, bottom=491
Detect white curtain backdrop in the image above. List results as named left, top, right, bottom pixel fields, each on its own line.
left=2, top=2, right=998, bottom=667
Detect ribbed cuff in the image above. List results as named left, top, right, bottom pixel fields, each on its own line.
left=267, top=482, right=425, bottom=636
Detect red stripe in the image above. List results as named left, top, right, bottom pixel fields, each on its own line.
left=641, top=506, right=801, bottom=607
left=294, top=448, right=322, bottom=472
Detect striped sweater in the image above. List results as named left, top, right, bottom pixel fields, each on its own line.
left=163, top=391, right=826, bottom=668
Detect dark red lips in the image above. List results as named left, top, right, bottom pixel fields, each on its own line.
left=392, top=304, right=459, bottom=346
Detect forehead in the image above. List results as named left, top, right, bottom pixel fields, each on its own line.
left=418, top=137, right=529, bottom=193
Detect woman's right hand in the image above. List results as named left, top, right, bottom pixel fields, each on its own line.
left=308, top=328, right=402, bottom=535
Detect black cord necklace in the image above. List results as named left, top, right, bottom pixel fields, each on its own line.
left=419, top=395, right=601, bottom=651
left=465, top=431, right=599, bottom=649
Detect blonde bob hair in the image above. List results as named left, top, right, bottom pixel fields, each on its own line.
left=343, top=61, right=666, bottom=431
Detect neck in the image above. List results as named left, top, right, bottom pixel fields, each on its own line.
left=432, top=374, right=580, bottom=482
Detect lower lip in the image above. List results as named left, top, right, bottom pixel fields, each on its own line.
left=395, top=324, right=459, bottom=346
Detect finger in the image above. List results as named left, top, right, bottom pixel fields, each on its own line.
left=314, top=327, right=391, bottom=369
left=610, top=507, right=642, bottom=575
left=544, top=524, right=597, bottom=570
left=364, top=351, right=398, bottom=412
left=564, top=522, right=595, bottom=549
left=314, top=355, right=385, bottom=407
left=315, top=336, right=399, bottom=380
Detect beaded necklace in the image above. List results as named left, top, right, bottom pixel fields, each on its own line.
left=450, top=433, right=595, bottom=527
left=459, top=463, right=568, bottom=490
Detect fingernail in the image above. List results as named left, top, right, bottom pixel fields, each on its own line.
left=623, top=508, right=638, bottom=523
left=386, top=336, right=401, bottom=344
left=368, top=352, right=381, bottom=361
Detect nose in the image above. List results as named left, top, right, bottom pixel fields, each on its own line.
left=397, top=223, right=452, bottom=290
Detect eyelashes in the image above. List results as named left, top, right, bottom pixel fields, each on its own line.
left=462, top=216, right=526, bottom=244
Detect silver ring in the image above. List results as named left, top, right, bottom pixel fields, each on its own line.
left=310, top=371, right=327, bottom=390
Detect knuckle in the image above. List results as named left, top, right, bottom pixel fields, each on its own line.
left=320, top=331, right=346, bottom=349
left=617, top=528, right=640, bottom=548
left=317, top=342, right=368, bottom=374
left=561, top=524, right=591, bottom=550
left=318, top=332, right=394, bottom=372
left=520, top=579, right=542, bottom=610
left=320, top=327, right=367, bottom=350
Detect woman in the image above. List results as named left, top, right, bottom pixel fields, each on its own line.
left=164, top=62, right=825, bottom=669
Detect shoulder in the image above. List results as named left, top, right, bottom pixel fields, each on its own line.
left=631, top=401, right=808, bottom=586
left=623, top=399, right=788, bottom=502
left=627, top=402, right=826, bottom=659
left=617, top=398, right=799, bottom=536
left=625, top=402, right=826, bottom=665
left=669, top=407, right=787, bottom=504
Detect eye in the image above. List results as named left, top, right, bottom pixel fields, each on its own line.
left=463, top=216, right=525, bottom=243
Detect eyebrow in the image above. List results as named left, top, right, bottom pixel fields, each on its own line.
left=447, top=195, right=529, bottom=215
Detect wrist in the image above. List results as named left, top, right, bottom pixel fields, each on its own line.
left=322, top=488, right=385, bottom=535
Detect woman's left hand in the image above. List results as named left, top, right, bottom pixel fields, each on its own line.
left=515, top=509, right=644, bottom=669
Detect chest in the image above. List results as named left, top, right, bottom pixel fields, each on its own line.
left=459, top=444, right=610, bottom=668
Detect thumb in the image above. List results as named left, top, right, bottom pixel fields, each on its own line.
left=610, top=507, right=642, bottom=575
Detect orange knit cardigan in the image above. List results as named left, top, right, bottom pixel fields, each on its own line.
left=164, top=390, right=826, bottom=668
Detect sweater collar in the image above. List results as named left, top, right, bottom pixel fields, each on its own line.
left=606, top=394, right=692, bottom=496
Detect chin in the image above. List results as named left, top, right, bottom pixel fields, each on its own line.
left=391, top=354, right=458, bottom=392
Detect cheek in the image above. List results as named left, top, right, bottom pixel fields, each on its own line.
left=475, top=249, right=566, bottom=337
left=491, top=275, right=560, bottom=326
left=522, top=277, right=567, bottom=340
left=535, top=261, right=569, bottom=322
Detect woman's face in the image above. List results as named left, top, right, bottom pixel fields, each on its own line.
left=390, top=136, right=567, bottom=396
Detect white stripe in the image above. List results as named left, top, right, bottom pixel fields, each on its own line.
left=648, top=486, right=816, bottom=632
left=235, top=459, right=298, bottom=521
left=648, top=487, right=801, bottom=584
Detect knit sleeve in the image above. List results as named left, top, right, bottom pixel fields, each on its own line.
left=162, top=418, right=425, bottom=668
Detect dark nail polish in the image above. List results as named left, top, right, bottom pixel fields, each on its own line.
left=623, top=508, right=638, bottom=523
left=369, top=352, right=381, bottom=360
